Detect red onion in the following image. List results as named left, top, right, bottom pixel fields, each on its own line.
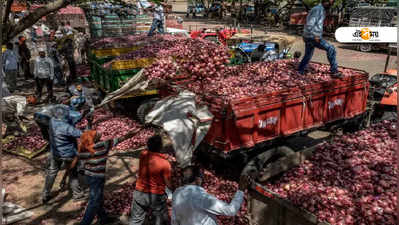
left=76, top=108, right=155, bottom=151
left=265, top=121, right=397, bottom=225
left=4, top=125, right=47, bottom=151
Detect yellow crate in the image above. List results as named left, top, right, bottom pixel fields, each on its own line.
left=229, top=49, right=236, bottom=58
left=136, top=26, right=151, bottom=31
left=119, top=89, right=159, bottom=99
left=111, top=58, right=156, bottom=70
left=92, top=46, right=142, bottom=58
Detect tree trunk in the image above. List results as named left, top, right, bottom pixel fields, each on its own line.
left=3, top=0, right=13, bottom=24
left=238, top=0, right=242, bottom=20
left=4, top=0, right=72, bottom=43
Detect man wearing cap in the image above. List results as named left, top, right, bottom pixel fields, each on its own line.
left=42, top=105, right=86, bottom=203
left=33, top=48, right=55, bottom=103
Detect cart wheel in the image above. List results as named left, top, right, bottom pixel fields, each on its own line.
left=137, top=98, right=159, bottom=124
left=359, top=44, right=372, bottom=52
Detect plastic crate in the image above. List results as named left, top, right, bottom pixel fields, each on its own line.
left=92, top=46, right=142, bottom=58
left=90, top=57, right=141, bottom=92
left=111, top=58, right=156, bottom=70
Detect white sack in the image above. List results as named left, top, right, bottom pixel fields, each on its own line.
left=98, top=69, right=149, bottom=108
left=1, top=95, right=27, bottom=117
left=145, top=91, right=213, bottom=168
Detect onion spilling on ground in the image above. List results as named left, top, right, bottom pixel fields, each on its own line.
left=4, top=125, right=47, bottom=152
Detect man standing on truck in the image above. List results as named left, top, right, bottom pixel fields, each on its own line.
left=297, top=0, right=342, bottom=78
left=172, top=166, right=252, bottom=225
left=148, top=1, right=167, bottom=36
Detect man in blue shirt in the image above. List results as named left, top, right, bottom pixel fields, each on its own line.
left=298, top=0, right=342, bottom=78
left=42, top=105, right=85, bottom=203
left=3, top=43, right=19, bottom=93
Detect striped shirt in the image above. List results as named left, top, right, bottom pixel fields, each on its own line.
left=78, top=138, right=118, bottom=178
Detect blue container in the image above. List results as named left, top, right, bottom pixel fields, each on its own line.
left=238, top=42, right=277, bottom=53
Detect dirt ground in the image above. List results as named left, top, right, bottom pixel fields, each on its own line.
left=3, top=77, right=141, bottom=225
left=3, top=3, right=398, bottom=224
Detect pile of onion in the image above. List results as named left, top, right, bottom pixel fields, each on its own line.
left=77, top=108, right=155, bottom=151
left=4, top=125, right=47, bottom=151
left=265, top=120, right=397, bottom=225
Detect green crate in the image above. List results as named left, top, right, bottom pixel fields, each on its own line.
left=90, top=62, right=141, bottom=92
left=108, top=68, right=141, bottom=91
left=89, top=52, right=115, bottom=65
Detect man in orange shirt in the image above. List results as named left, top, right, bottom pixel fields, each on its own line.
left=129, top=135, right=172, bottom=225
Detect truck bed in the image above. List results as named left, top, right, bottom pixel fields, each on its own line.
left=160, top=63, right=369, bottom=153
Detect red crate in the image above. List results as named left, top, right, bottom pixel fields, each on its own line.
left=160, top=65, right=369, bottom=153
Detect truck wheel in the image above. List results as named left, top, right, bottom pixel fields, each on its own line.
left=359, top=44, right=372, bottom=52
left=137, top=98, right=159, bottom=124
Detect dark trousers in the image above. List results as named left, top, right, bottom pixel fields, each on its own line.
left=36, top=78, right=53, bottom=101
left=148, top=19, right=164, bottom=36
left=42, top=154, right=83, bottom=199
left=54, top=66, right=64, bottom=86
left=79, top=176, right=108, bottom=225
left=129, top=190, right=168, bottom=225
left=66, top=56, right=76, bottom=84
left=4, top=70, right=17, bottom=93
left=21, top=59, right=31, bottom=79
left=298, top=37, right=338, bottom=74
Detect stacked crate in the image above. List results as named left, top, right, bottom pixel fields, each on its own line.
left=83, top=2, right=138, bottom=39
left=135, top=14, right=153, bottom=34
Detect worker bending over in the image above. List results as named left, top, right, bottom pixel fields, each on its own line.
left=172, top=166, right=251, bottom=225
left=77, top=129, right=138, bottom=225
left=129, top=135, right=172, bottom=225
left=42, top=106, right=85, bottom=203
left=298, top=0, right=342, bottom=78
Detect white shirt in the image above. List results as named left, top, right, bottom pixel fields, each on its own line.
left=172, top=185, right=245, bottom=225
left=33, top=56, right=54, bottom=80
left=153, top=5, right=164, bottom=21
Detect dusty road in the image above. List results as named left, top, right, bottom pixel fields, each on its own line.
left=171, top=0, right=397, bottom=76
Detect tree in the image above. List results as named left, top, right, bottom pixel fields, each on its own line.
left=1, top=0, right=132, bottom=43
left=1, top=0, right=75, bottom=43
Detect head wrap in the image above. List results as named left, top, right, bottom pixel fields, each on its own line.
left=79, top=130, right=97, bottom=154
left=53, top=105, right=69, bottom=121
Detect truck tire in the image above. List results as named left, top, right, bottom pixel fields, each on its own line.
left=137, top=98, right=159, bottom=124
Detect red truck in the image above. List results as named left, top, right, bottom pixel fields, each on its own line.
left=159, top=63, right=369, bottom=157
